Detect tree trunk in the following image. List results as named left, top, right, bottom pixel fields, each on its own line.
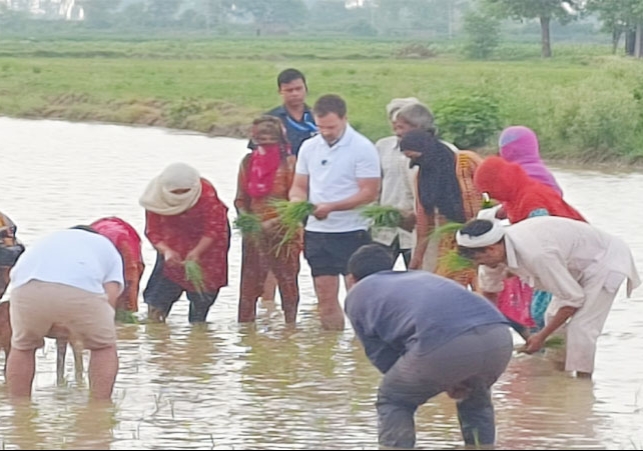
left=635, top=23, right=643, bottom=58
left=612, top=27, right=622, bottom=54
left=204, top=0, right=211, bottom=31
left=540, top=16, right=552, bottom=58
left=625, top=29, right=636, bottom=56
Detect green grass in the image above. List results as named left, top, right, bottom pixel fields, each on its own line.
left=0, top=38, right=642, bottom=161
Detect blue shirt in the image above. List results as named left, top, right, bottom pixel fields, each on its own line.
left=264, top=105, right=318, bottom=156
left=345, top=270, right=508, bottom=373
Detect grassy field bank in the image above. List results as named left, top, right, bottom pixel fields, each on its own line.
left=1, top=38, right=643, bottom=162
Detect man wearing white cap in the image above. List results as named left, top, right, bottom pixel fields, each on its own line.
left=456, top=216, right=640, bottom=378
left=371, top=97, right=421, bottom=268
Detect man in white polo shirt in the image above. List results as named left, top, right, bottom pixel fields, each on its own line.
left=289, top=94, right=381, bottom=330
left=7, top=226, right=124, bottom=400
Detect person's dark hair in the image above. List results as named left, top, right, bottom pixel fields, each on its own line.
left=313, top=94, right=347, bottom=118
left=347, top=244, right=394, bottom=281
left=399, top=130, right=465, bottom=223
left=252, top=115, right=289, bottom=147
left=277, top=68, right=307, bottom=89
left=70, top=225, right=99, bottom=234
left=456, top=219, right=499, bottom=259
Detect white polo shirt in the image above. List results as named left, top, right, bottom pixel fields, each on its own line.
left=296, top=123, right=381, bottom=233
left=10, top=229, right=124, bottom=295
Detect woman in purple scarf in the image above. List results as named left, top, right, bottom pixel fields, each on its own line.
left=498, top=126, right=562, bottom=196
left=494, top=125, right=565, bottom=337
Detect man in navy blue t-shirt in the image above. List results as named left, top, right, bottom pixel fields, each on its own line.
left=345, top=244, right=512, bottom=449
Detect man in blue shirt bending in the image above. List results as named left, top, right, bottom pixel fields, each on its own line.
left=344, top=244, right=512, bottom=449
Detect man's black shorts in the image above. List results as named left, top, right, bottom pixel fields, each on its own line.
left=304, top=230, right=371, bottom=277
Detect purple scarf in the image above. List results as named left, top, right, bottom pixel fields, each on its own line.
left=499, top=126, right=563, bottom=196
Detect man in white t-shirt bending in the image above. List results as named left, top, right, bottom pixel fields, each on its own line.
left=289, top=94, right=381, bottom=330
left=7, top=226, right=124, bottom=400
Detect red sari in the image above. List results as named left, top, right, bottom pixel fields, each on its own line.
left=234, top=152, right=301, bottom=323
left=145, top=179, right=230, bottom=293
left=91, top=217, right=145, bottom=312
left=474, top=156, right=585, bottom=223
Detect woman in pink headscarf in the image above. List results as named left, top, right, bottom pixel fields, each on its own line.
left=498, top=126, right=562, bottom=196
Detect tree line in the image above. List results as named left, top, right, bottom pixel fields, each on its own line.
left=1, top=0, right=643, bottom=58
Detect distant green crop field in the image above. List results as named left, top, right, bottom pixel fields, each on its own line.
left=1, top=38, right=642, bottom=161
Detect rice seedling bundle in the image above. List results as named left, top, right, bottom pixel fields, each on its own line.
left=115, top=308, right=139, bottom=324
left=233, top=212, right=262, bottom=239
left=438, top=249, right=475, bottom=272
left=429, top=221, right=465, bottom=241
left=270, top=199, right=315, bottom=255
left=184, top=260, right=206, bottom=293
left=360, top=205, right=403, bottom=229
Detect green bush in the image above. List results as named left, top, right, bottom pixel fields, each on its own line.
left=532, top=63, right=643, bottom=161
left=433, top=91, right=502, bottom=150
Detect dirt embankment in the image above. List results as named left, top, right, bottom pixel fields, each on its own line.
left=22, top=93, right=257, bottom=139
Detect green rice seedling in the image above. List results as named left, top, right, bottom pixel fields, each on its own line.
left=429, top=221, right=465, bottom=242
left=184, top=260, right=206, bottom=293
left=115, top=309, right=139, bottom=324
left=543, top=336, right=565, bottom=349
left=481, top=192, right=495, bottom=209
left=361, top=204, right=403, bottom=229
left=438, top=249, right=475, bottom=272
left=270, top=199, right=315, bottom=255
left=233, top=212, right=262, bottom=240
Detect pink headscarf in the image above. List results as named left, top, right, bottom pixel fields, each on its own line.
left=498, top=126, right=562, bottom=196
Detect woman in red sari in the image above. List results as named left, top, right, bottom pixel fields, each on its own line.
left=139, top=163, right=230, bottom=324
left=474, top=156, right=585, bottom=224
left=474, top=155, right=586, bottom=334
left=90, top=217, right=145, bottom=313
left=235, top=116, right=301, bottom=324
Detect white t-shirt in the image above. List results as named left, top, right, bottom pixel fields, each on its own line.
left=296, top=124, right=381, bottom=233
left=10, top=229, right=124, bottom=295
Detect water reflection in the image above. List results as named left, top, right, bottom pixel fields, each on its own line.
left=0, top=118, right=642, bottom=449
left=1, top=400, right=116, bottom=450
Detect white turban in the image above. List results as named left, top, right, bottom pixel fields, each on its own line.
left=139, top=163, right=202, bottom=216
left=386, top=97, right=421, bottom=121
left=476, top=204, right=503, bottom=222
left=456, top=219, right=505, bottom=248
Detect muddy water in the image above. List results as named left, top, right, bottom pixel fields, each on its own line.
left=0, top=117, right=641, bottom=449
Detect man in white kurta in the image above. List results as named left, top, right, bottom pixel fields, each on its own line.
left=373, top=99, right=459, bottom=271
left=371, top=98, right=420, bottom=268
left=372, top=134, right=417, bottom=267
left=456, top=216, right=641, bottom=377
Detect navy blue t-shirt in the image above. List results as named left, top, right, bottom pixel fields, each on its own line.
left=345, top=270, right=509, bottom=373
